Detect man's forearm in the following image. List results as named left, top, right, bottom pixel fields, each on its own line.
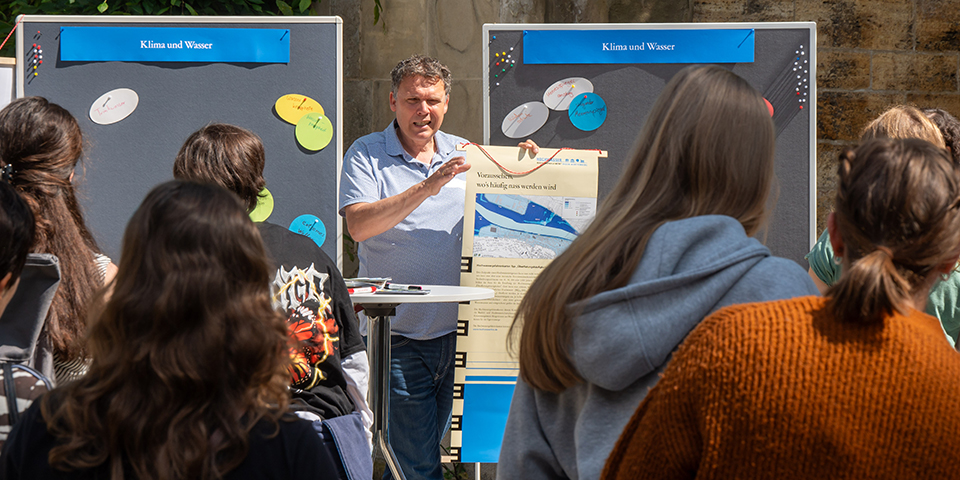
left=343, top=181, right=433, bottom=242
left=344, top=156, right=469, bottom=242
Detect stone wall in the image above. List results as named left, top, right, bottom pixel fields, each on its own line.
left=320, top=0, right=960, bottom=272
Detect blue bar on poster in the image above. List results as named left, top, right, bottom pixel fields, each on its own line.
left=523, top=29, right=754, bottom=64
left=462, top=383, right=515, bottom=463
left=464, top=376, right=519, bottom=382
left=60, top=26, right=290, bottom=63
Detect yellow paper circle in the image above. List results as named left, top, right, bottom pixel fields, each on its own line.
left=249, top=187, right=274, bottom=222
left=296, top=113, right=334, bottom=151
left=275, top=94, right=323, bottom=125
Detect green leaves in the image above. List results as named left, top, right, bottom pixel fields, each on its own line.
left=0, top=0, right=342, bottom=58
left=373, top=0, right=385, bottom=29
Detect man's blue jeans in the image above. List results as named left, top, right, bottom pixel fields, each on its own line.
left=382, top=331, right=457, bottom=480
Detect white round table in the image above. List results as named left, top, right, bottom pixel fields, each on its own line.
left=350, top=285, right=494, bottom=480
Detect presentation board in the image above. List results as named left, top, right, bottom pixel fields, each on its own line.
left=450, top=22, right=817, bottom=464
left=484, top=23, right=816, bottom=265
left=16, top=15, right=343, bottom=264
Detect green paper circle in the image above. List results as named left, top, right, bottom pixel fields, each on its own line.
left=296, top=112, right=333, bottom=151
left=249, top=187, right=274, bottom=222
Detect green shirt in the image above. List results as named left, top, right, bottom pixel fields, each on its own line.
left=806, top=229, right=960, bottom=346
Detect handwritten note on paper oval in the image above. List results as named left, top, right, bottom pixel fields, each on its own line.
left=275, top=94, right=323, bottom=125
left=567, top=92, right=607, bottom=132
left=289, top=214, right=326, bottom=248
left=296, top=113, right=334, bottom=151
left=543, top=77, right=593, bottom=111
left=89, top=88, right=139, bottom=125
left=501, top=101, right=549, bottom=139
left=249, top=187, right=274, bottom=222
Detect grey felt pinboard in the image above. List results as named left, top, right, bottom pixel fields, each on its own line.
left=484, top=23, right=816, bottom=267
left=16, top=15, right=343, bottom=265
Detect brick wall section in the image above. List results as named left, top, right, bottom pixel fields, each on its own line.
left=692, top=0, right=960, bottom=234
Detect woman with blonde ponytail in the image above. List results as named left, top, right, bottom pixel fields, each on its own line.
left=603, top=138, right=960, bottom=479
left=497, top=65, right=819, bottom=480
left=805, top=104, right=960, bottom=346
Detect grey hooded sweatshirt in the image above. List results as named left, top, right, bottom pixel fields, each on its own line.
left=497, top=215, right=818, bottom=480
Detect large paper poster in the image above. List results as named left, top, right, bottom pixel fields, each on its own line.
left=450, top=144, right=603, bottom=463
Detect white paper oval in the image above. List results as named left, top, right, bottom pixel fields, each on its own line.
left=543, top=77, right=594, bottom=111
left=89, top=88, right=139, bottom=125
left=501, top=101, right=549, bottom=139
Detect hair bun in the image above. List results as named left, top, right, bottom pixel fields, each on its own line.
left=875, top=245, right=894, bottom=259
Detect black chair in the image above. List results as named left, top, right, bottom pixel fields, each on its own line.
left=0, top=254, right=59, bottom=446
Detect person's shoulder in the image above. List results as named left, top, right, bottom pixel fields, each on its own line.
left=713, top=295, right=823, bottom=321
left=248, top=414, right=321, bottom=448
left=257, top=221, right=319, bottom=248
left=690, top=296, right=823, bottom=351
left=745, top=255, right=820, bottom=294
left=257, top=222, right=334, bottom=268
left=347, top=125, right=393, bottom=151
left=434, top=130, right=470, bottom=151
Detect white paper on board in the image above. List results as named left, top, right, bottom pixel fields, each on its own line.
left=501, top=101, right=549, bottom=139
left=89, top=88, right=139, bottom=125
left=543, top=77, right=594, bottom=111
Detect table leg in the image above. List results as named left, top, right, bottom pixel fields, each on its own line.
left=367, top=311, right=407, bottom=480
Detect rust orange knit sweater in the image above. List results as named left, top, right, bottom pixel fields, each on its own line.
left=601, top=296, right=960, bottom=480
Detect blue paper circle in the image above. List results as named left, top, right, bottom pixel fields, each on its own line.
left=567, top=92, right=607, bottom=131
left=289, top=214, right=326, bottom=248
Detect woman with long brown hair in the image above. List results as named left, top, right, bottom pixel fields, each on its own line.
left=1, top=180, right=336, bottom=479
left=603, top=138, right=960, bottom=478
left=0, top=96, right=117, bottom=384
left=497, top=65, right=818, bottom=480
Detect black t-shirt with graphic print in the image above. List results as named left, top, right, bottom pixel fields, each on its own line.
left=257, top=222, right=365, bottom=420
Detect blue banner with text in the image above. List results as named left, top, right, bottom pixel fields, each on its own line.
left=60, top=26, right=290, bottom=63
left=523, top=29, right=754, bottom=64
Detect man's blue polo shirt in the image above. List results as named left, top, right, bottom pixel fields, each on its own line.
left=339, top=121, right=469, bottom=340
